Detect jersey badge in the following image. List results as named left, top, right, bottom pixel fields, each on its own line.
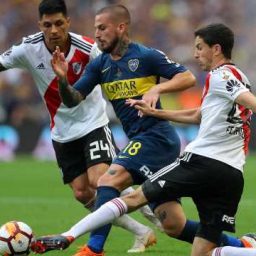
left=222, top=71, right=230, bottom=80
left=72, top=62, right=82, bottom=75
left=128, top=59, right=139, bottom=72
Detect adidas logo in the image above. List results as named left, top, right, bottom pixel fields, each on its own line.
left=36, top=63, right=45, bottom=69
left=158, top=180, right=166, bottom=188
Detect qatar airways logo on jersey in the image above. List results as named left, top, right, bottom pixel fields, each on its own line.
left=105, top=80, right=138, bottom=98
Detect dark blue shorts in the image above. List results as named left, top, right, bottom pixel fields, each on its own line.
left=113, top=121, right=180, bottom=184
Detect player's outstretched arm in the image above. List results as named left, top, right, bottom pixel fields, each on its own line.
left=236, top=91, right=256, bottom=113
left=51, top=46, right=84, bottom=107
left=126, top=99, right=201, bottom=124
left=142, top=70, right=196, bottom=109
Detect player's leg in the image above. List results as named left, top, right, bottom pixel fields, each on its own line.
left=86, top=163, right=133, bottom=254
left=86, top=163, right=156, bottom=254
left=191, top=229, right=256, bottom=256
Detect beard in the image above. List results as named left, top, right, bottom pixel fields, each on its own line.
left=100, top=37, right=119, bottom=53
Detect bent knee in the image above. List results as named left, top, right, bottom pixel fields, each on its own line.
left=73, top=188, right=95, bottom=205
left=162, top=221, right=185, bottom=237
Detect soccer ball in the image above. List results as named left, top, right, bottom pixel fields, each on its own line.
left=0, top=221, right=34, bottom=255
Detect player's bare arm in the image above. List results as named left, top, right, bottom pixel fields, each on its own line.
left=58, top=77, right=84, bottom=107
left=51, top=46, right=84, bottom=107
left=236, top=91, right=256, bottom=113
left=0, top=63, right=7, bottom=72
left=142, top=70, right=196, bottom=108
left=126, top=98, right=201, bottom=124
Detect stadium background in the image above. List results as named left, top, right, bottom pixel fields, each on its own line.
left=0, top=0, right=256, bottom=160
left=0, top=1, right=256, bottom=255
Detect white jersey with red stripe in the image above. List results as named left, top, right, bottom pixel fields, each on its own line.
left=185, top=64, right=252, bottom=171
left=0, top=32, right=108, bottom=142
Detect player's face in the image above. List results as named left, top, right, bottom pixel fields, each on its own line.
left=194, top=36, right=214, bottom=71
left=38, top=13, right=70, bottom=52
left=94, top=13, right=122, bottom=53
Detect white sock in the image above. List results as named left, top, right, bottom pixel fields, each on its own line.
left=212, top=246, right=256, bottom=256
left=62, top=198, right=128, bottom=239
left=113, top=215, right=151, bottom=236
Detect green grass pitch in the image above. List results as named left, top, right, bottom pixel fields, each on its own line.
left=0, top=155, right=255, bottom=255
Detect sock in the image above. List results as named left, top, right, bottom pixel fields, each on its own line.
left=178, top=220, right=244, bottom=248
left=220, top=233, right=243, bottom=247
left=178, top=220, right=198, bottom=243
left=62, top=198, right=127, bottom=238
left=88, top=186, right=120, bottom=253
left=212, top=246, right=256, bottom=256
left=113, top=214, right=151, bottom=236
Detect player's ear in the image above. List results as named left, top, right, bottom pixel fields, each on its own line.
left=213, top=44, right=222, bottom=56
left=66, top=17, right=71, bottom=28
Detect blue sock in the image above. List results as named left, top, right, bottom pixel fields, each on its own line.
left=178, top=220, right=198, bottom=243
left=87, top=186, right=120, bottom=253
left=178, top=220, right=243, bottom=247
left=220, top=233, right=243, bottom=247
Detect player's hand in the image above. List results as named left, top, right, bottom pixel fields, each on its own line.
left=51, top=46, right=68, bottom=80
left=126, top=99, right=154, bottom=117
left=141, top=86, right=160, bottom=109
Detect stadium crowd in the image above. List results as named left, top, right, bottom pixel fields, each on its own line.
left=0, top=0, right=255, bottom=160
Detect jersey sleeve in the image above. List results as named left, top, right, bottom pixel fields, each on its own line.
left=74, top=57, right=101, bottom=96
left=0, top=38, right=28, bottom=69
left=89, top=43, right=102, bottom=61
left=210, top=69, right=249, bottom=101
left=145, top=48, right=187, bottom=79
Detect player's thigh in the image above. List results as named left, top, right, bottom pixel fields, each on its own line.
left=98, top=163, right=133, bottom=191
left=191, top=237, right=216, bottom=256
left=52, top=137, right=88, bottom=184
left=87, top=162, right=109, bottom=189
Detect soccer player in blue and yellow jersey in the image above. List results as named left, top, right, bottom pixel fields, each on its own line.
left=31, top=5, right=251, bottom=256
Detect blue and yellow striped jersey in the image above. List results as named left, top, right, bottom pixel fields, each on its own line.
left=75, top=42, right=187, bottom=138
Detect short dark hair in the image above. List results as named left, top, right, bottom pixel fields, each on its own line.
left=96, top=4, right=131, bottom=25
left=194, top=23, right=234, bottom=59
left=39, top=0, right=67, bottom=18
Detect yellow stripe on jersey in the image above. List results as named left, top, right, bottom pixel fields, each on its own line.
left=101, top=76, right=157, bottom=100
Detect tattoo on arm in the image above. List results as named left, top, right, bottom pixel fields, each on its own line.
left=58, top=78, right=85, bottom=107
left=0, top=63, right=7, bottom=72
left=107, top=169, right=117, bottom=176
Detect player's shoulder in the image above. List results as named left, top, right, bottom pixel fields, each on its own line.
left=69, top=32, right=95, bottom=52
left=22, top=32, right=44, bottom=45
left=129, top=42, right=154, bottom=55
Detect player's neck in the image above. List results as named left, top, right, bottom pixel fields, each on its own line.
left=211, top=57, right=231, bottom=70
left=110, top=37, right=131, bottom=60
